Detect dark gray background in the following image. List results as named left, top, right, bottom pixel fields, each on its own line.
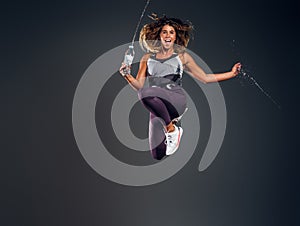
left=1, top=0, right=299, bottom=225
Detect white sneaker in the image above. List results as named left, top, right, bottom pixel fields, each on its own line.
left=165, top=125, right=183, bottom=155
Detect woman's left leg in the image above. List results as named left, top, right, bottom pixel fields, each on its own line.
left=138, top=86, right=186, bottom=126
left=148, top=112, right=166, bottom=160
left=138, top=86, right=187, bottom=159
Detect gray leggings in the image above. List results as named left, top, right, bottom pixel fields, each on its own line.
left=138, top=86, right=187, bottom=160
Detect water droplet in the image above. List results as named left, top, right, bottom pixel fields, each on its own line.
left=239, top=68, right=280, bottom=108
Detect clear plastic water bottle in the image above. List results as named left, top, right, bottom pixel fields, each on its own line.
left=123, top=45, right=135, bottom=75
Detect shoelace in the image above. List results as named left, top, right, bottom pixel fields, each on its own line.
left=165, top=133, right=177, bottom=147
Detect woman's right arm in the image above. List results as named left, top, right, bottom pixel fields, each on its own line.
left=119, top=54, right=149, bottom=91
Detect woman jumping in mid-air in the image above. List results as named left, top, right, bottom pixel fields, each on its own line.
left=119, top=14, right=241, bottom=160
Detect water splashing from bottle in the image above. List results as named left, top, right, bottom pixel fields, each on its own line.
left=232, top=40, right=281, bottom=109
left=131, top=0, right=151, bottom=46
left=238, top=68, right=281, bottom=108
left=122, top=0, right=150, bottom=74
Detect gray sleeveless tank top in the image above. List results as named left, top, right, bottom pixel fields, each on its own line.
left=147, top=53, right=183, bottom=87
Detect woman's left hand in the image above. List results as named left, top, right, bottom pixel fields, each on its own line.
left=231, top=62, right=242, bottom=76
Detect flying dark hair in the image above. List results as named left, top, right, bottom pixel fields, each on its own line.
left=139, top=13, right=194, bottom=53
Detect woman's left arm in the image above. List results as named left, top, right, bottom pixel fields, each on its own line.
left=182, top=52, right=241, bottom=84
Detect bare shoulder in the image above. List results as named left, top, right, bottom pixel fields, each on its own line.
left=178, top=51, right=193, bottom=66
left=183, top=52, right=194, bottom=61
left=140, top=53, right=151, bottom=62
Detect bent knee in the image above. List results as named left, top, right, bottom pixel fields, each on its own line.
left=138, top=87, right=158, bottom=100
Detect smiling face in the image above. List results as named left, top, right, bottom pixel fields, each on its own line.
left=159, top=24, right=176, bottom=50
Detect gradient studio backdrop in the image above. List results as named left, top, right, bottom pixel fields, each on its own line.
left=1, top=0, right=299, bottom=225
